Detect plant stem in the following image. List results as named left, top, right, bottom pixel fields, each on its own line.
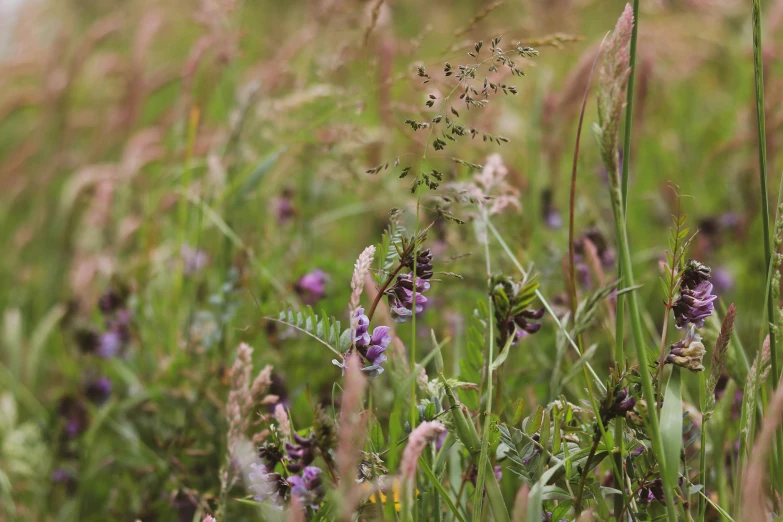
left=366, top=262, right=405, bottom=321
left=751, top=0, right=783, bottom=497
left=608, top=178, right=677, bottom=522
left=698, top=372, right=708, bottom=522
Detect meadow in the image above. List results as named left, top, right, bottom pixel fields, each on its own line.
left=2, top=0, right=783, bottom=520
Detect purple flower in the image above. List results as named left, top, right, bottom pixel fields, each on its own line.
left=387, top=274, right=430, bottom=323
left=288, top=466, right=324, bottom=509
left=673, top=281, right=716, bottom=329
left=404, top=248, right=434, bottom=280
left=85, top=376, right=112, bottom=405
left=274, top=188, right=296, bottom=224
left=513, top=308, right=545, bottom=342
left=631, top=445, right=646, bottom=457
left=606, top=388, right=636, bottom=420
left=98, top=331, right=122, bottom=358
left=295, top=269, right=328, bottom=305
left=666, top=326, right=706, bottom=372
left=334, top=310, right=392, bottom=378
left=58, top=396, right=88, bottom=439
left=285, top=433, right=316, bottom=473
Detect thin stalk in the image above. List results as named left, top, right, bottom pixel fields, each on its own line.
left=608, top=180, right=677, bottom=522
left=751, top=0, right=783, bottom=497
left=698, top=372, right=708, bottom=522
left=472, top=208, right=496, bottom=522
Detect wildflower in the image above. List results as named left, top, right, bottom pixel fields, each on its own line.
left=295, top=269, right=328, bottom=305
left=341, top=308, right=392, bottom=377
left=673, top=281, right=716, bottom=329
left=638, top=477, right=665, bottom=505
left=274, top=188, right=296, bottom=224
left=387, top=274, right=430, bottom=323
left=85, top=376, right=112, bottom=405
left=288, top=466, right=324, bottom=510
left=603, top=387, right=636, bottom=420
left=51, top=468, right=77, bottom=495
left=665, top=326, right=706, bottom=372
left=98, top=290, right=124, bottom=314
left=403, top=248, right=434, bottom=280
left=679, top=259, right=711, bottom=290
left=491, top=275, right=545, bottom=345
left=513, top=308, right=545, bottom=341
left=58, top=396, right=88, bottom=439
left=401, top=421, right=446, bottom=483
left=285, top=433, right=316, bottom=473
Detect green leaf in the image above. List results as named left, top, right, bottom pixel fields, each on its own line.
left=660, top=367, right=684, bottom=490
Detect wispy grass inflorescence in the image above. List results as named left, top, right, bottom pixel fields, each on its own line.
left=349, top=245, right=376, bottom=313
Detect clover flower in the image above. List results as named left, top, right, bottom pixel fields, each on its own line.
left=665, top=326, right=706, bottom=372
left=387, top=274, right=430, bottom=323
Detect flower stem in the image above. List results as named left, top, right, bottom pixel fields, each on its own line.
left=751, top=0, right=783, bottom=496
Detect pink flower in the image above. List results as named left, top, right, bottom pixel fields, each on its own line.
left=401, top=421, right=446, bottom=482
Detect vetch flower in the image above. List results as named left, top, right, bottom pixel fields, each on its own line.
left=285, top=433, right=316, bottom=473
left=673, top=280, right=716, bottom=329
left=404, top=248, right=434, bottom=280
left=295, top=269, right=328, bottom=305
left=288, top=465, right=324, bottom=510
left=85, top=376, right=112, bottom=405
left=387, top=274, right=430, bottom=323
left=665, top=326, right=706, bottom=372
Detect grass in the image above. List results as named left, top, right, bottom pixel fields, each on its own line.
left=2, top=0, right=783, bottom=521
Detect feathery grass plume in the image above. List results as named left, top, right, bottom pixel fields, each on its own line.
left=741, top=380, right=783, bottom=520
left=203, top=516, right=216, bottom=522
left=705, top=304, right=735, bottom=410
left=226, top=343, right=253, bottom=459
left=350, top=245, right=376, bottom=312
left=595, top=3, right=634, bottom=183
left=275, top=403, right=292, bottom=441
left=250, top=364, right=273, bottom=400
left=400, top=421, right=446, bottom=484
left=335, top=355, right=368, bottom=519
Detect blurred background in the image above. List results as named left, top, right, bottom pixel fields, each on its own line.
left=1, top=0, right=782, bottom=520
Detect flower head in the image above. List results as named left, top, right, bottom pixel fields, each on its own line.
left=85, top=376, right=113, bottom=405
left=666, top=326, right=706, bottom=372
left=387, top=274, right=430, bottom=323
left=295, top=269, right=328, bottom=305
left=673, top=280, right=716, bottom=329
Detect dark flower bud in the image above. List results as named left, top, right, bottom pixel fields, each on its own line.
left=85, top=376, right=112, bottom=405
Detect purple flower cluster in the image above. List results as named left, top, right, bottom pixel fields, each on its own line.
left=76, top=290, right=132, bottom=358
left=295, top=269, right=328, bottom=305
left=605, top=388, right=636, bottom=420
left=353, top=308, right=391, bottom=377
left=250, top=436, right=324, bottom=509
left=673, top=261, right=716, bottom=329
left=512, top=308, right=545, bottom=342
left=388, top=274, right=431, bottom=323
